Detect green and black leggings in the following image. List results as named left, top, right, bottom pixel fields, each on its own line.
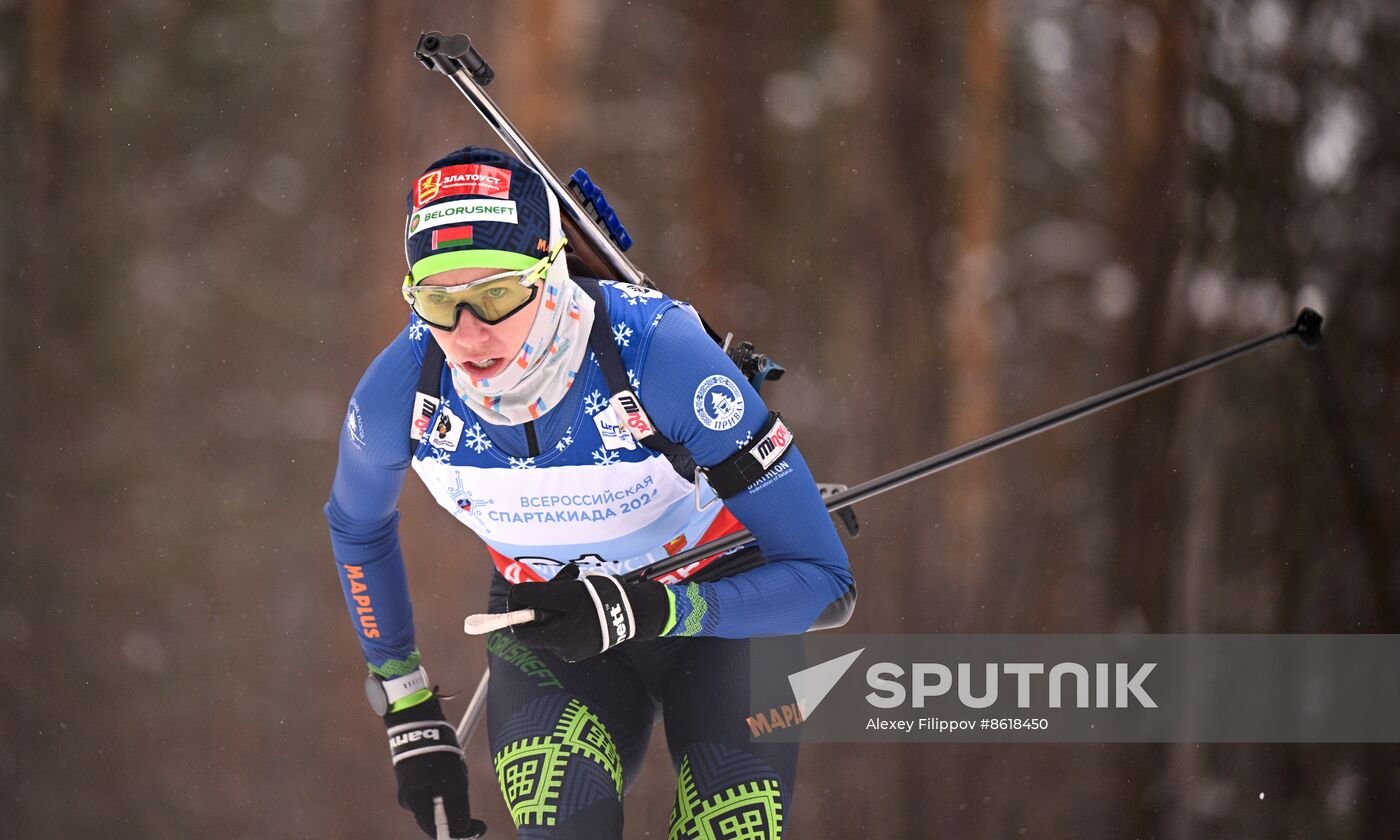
left=485, top=573, right=800, bottom=839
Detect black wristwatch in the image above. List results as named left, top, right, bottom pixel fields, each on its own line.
left=364, top=666, right=430, bottom=716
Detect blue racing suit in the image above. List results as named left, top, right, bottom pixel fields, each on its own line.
left=324, top=279, right=853, bottom=677
left=324, top=279, right=853, bottom=837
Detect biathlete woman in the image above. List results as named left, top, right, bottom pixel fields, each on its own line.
left=325, top=146, right=855, bottom=839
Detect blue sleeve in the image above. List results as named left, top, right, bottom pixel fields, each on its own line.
left=636, top=305, right=855, bottom=638
left=323, top=326, right=425, bottom=677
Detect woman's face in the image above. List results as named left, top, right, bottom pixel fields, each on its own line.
left=423, top=265, right=544, bottom=382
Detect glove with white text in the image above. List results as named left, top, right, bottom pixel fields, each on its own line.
left=507, top=563, right=673, bottom=661
left=383, top=692, right=487, bottom=839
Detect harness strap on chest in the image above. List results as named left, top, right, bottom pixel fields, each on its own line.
left=408, top=338, right=447, bottom=452
left=407, top=281, right=794, bottom=499
left=574, top=278, right=795, bottom=500
left=574, top=277, right=693, bottom=465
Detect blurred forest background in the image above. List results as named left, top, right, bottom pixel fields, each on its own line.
left=2, top=0, right=1397, bottom=837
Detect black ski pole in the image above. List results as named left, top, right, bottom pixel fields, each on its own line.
left=626, top=307, right=1324, bottom=583
left=453, top=309, right=1322, bottom=745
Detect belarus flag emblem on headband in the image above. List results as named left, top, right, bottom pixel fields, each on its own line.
left=432, top=225, right=474, bottom=250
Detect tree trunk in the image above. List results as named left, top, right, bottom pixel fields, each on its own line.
left=943, top=0, right=1006, bottom=602
left=1103, top=2, right=1193, bottom=838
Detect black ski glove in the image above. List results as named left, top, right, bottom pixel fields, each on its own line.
left=384, top=693, right=487, bottom=839
left=507, top=563, right=672, bottom=662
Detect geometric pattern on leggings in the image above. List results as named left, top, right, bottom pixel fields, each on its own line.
left=669, top=742, right=783, bottom=839
left=493, top=695, right=623, bottom=829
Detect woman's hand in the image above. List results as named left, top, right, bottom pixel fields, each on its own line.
left=506, top=563, right=673, bottom=661
left=382, top=692, right=486, bottom=839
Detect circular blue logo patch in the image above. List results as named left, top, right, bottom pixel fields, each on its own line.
left=693, top=375, right=745, bottom=431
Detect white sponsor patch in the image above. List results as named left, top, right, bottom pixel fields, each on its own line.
left=427, top=403, right=465, bottom=452
left=410, top=392, right=440, bottom=442
left=751, top=417, right=793, bottom=469
left=609, top=391, right=656, bottom=442
left=407, top=199, right=518, bottom=235
left=693, top=375, right=745, bottom=431
left=594, top=406, right=638, bottom=451
left=616, top=282, right=663, bottom=303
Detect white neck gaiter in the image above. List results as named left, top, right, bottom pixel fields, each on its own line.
left=448, top=245, right=595, bottom=426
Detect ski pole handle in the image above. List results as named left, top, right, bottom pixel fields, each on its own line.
left=434, top=796, right=450, bottom=840
left=431, top=795, right=485, bottom=840
left=463, top=608, right=536, bottom=635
